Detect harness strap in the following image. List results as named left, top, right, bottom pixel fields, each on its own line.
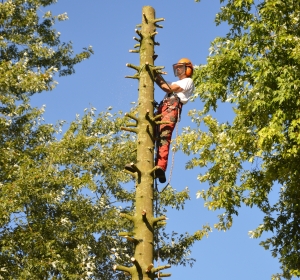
left=159, top=93, right=183, bottom=122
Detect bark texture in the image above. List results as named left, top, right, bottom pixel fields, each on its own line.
left=116, top=6, right=169, bottom=280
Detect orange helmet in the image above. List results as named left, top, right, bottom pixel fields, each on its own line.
left=173, top=58, right=193, bottom=77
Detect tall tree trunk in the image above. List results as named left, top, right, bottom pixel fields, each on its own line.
left=114, top=6, right=170, bottom=280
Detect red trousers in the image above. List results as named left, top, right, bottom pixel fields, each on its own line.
left=156, top=97, right=182, bottom=171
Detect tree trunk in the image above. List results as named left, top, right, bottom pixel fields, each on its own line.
left=115, top=5, right=169, bottom=280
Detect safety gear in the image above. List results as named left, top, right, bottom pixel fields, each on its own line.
left=155, top=97, right=182, bottom=175
left=155, top=167, right=166, bottom=183
left=173, top=58, right=193, bottom=77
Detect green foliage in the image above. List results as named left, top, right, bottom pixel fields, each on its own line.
left=0, top=103, right=138, bottom=279
left=0, top=0, right=131, bottom=279
left=155, top=186, right=212, bottom=267
left=178, top=0, right=300, bottom=278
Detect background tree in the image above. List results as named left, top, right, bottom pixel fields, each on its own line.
left=179, top=0, right=300, bottom=279
left=0, top=0, right=133, bottom=278
left=0, top=1, right=208, bottom=278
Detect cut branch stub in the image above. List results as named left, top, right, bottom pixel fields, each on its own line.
left=152, top=215, right=167, bottom=224
left=113, top=264, right=132, bottom=274
left=155, top=221, right=167, bottom=228
left=118, top=232, right=135, bottom=237
left=151, top=114, right=162, bottom=121
left=125, top=73, right=140, bottom=80
left=126, top=162, right=140, bottom=173
left=151, top=264, right=171, bottom=273
left=125, top=236, right=142, bottom=244
left=152, top=66, right=165, bottom=71
left=125, top=122, right=137, bottom=127
left=154, top=23, right=163, bottom=29
left=153, top=18, right=165, bottom=23
left=120, top=212, right=134, bottom=222
left=125, top=113, right=139, bottom=122
left=135, top=28, right=142, bottom=37
left=129, top=49, right=140, bottom=53
left=120, top=126, right=138, bottom=133
left=154, top=273, right=171, bottom=278
left=126, top=63, right=140, bottom=71
left=123, top=169, right=138, bottom=179
left=150, top=31, right=158, bottom=38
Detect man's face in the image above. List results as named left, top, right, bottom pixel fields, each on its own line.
left=173, top=63, right=186, bottom=77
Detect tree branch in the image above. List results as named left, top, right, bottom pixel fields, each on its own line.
left=125, top=73, right=140, bottom=79
left=118, top=232, right=135, bottom=237
left=153, top=18, right=165, bottom=23
left=151, top=264, right=171, bottom=273
left=120, top=213, right=134, bottom=222
left=120, top=127, right=138, bottom=133
left=125, top=122, right=137, bottom=127
left=126, top=63, right=140, bottom=71
left=113, top=264, right=132, bottom=274
left=154, top=273, right=171, bottom=278
left=152, top=216, right=167, bottom=224
left=125, top=113, right=139, bottom=122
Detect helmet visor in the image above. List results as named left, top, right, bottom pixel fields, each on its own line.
left=173, top=63, right=186, bottom=77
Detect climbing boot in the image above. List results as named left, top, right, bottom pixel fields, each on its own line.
left=155, top=167, right=166, bottom=183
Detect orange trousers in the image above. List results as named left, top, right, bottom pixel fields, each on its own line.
left=156, top=97, right=182, bottom=171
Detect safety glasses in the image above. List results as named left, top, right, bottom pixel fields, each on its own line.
left=172, top=63, right=186, bottom=77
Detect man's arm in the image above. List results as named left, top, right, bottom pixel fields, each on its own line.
left=155, top=75, right=183, bottom=93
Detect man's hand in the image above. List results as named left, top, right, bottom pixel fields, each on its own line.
left=155, top=75, right=184, bottom=93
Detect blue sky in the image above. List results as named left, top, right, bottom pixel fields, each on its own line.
left=31, top=1, right=291, bottom=279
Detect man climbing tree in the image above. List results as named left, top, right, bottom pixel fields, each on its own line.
left=125, top=58, right=194, bottom=183
left=154, top=58, right=195, bottom=183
